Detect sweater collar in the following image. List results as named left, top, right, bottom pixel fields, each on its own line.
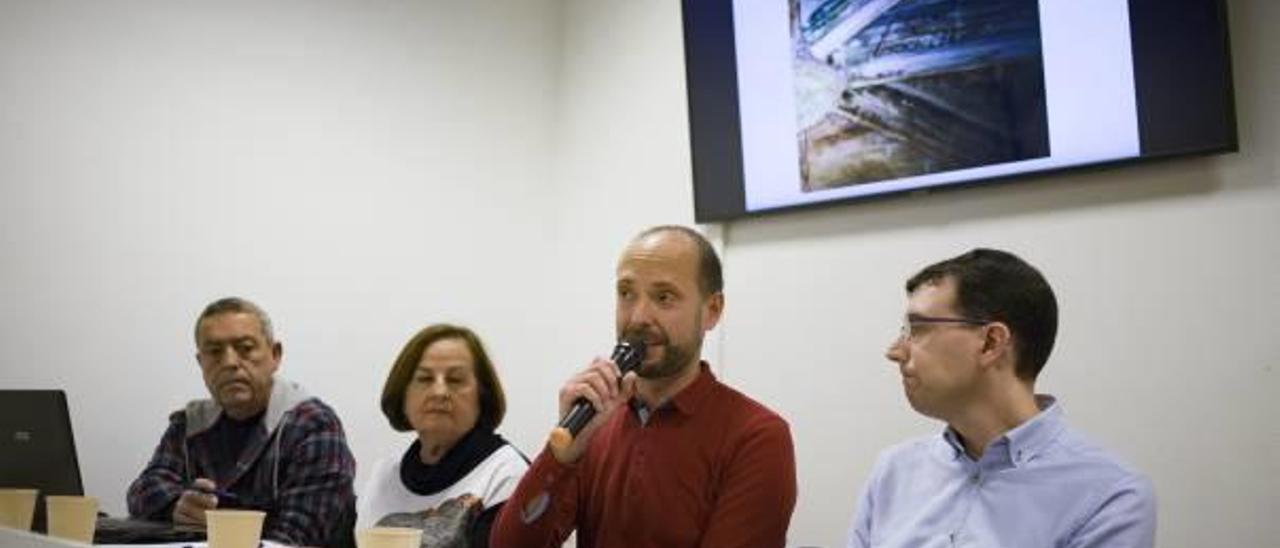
left=400, top=427, right=507, bottom=496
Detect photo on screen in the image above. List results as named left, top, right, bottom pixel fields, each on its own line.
left=791, top=0, right=1050, bottom=192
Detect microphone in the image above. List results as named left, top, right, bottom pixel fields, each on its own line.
left=548, top=338, right=647, bottom=453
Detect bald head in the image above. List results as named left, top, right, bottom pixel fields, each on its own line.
left=626, top=226, right=722, bottom=297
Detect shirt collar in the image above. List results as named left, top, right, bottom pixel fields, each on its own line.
left=1003, top=394, right=1066, bottom=467
left=940, top=394, right=1067, bottom=467
left=940, top=427, right=966, bottom=460
left=631, top=361, right=716, bottom=418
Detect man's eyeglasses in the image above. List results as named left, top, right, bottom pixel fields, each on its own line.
left=898, top=315, right=990, bottom=342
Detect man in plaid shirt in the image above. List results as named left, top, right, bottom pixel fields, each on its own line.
left=127, top=297, right=356, bottom=546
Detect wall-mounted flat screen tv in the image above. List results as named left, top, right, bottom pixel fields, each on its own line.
left=682, top=0, right=1238, bottom=222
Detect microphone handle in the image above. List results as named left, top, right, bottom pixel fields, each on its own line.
left=548, top=340, right=647, bottom=452
left=557, top=400, right=596, bottom=439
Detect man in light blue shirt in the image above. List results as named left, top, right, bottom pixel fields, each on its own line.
left=849, top=249, right=1155, bottom=548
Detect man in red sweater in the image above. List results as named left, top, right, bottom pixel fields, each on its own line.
left=491, top=225, right=797, bottom=548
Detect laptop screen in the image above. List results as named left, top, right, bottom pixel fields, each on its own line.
left=0, top=390, right=85, bottom=530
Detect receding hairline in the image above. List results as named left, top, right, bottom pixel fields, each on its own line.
left=618, top=234, right=698, bottom=278
left=620, top=226, right=722, bottom=296
left=622, top=228, right=701, bottom=260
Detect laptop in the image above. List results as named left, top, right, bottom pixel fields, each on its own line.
left=0, top=390, right=204, bottom=544
left=0, top=390, right=84, bottom=533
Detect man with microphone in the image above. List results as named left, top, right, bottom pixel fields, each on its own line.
left=492, top=225, right=797, bottom=547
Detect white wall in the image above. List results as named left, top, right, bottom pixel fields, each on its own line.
left=2, top=0, right=1277, bottom=547
left=0, top=0, right=563, bottom=516
left=544, top=0, right=700, bottom=367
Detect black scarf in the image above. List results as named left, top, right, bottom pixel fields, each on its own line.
left=399, top=427, right=508, bottom=496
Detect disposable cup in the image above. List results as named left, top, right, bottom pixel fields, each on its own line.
left=0, top=489, right=38, bottom=531
left=205, top=509, right=266, bottom=548
left=356, top=526, right=423, bottom=548
left=45, top=495, right=97, bottom=543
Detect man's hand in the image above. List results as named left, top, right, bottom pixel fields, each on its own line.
left=172, top=478, right=218, bottom=525
left=550, top=357, right=637, bottom=464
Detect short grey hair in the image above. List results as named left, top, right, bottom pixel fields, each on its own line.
left=194, top=297, right=275, bottom=344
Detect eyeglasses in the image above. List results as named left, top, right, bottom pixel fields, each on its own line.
left=898, top=315, right=990, bottom=342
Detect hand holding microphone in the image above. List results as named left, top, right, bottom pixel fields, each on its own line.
left=548, top=339, right=646, bottom=463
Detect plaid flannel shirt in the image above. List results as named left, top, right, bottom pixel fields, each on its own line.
left=127, top=381, right=355, bottom=547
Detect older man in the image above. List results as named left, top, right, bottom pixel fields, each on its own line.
left=492, top=225, right=798, bottom=547
left=127, top=297, right=356, bottom=547
left=848, top=249, right=1156, bottom=547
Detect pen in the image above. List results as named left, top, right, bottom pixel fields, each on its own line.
left=191, top=484, right=240, bottom=504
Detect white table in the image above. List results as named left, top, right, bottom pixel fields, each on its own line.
left=0, top=526, right=291, bottom=547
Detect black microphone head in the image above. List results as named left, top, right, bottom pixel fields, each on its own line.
left=611, top=338, right=648, bottom=374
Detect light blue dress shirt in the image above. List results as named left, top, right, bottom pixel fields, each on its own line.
left=848, top=396, right=1155, bottom=548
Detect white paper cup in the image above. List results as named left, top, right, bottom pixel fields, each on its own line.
left=0, top=489, right=38, bottom=531
left=205, top=509, right=266, bottom=548
left=45, top=495, right=97, bottom=543
left=356, top=526, right=423, bottom=548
